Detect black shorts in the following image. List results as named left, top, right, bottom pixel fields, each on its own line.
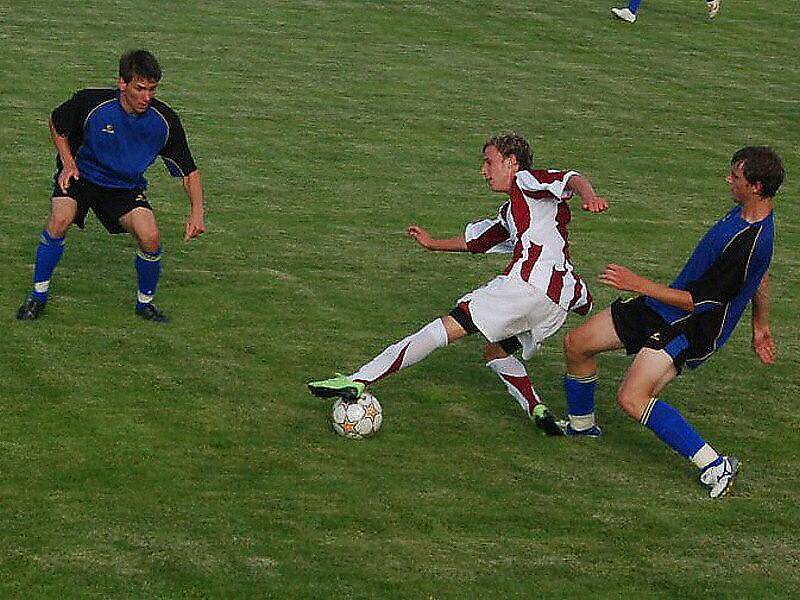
left=53, top=176, right=152, bottom=234
left=610, top=295, right=691, bottom=372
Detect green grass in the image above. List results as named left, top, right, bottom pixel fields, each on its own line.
left=1, top=1, right=799, bottom=597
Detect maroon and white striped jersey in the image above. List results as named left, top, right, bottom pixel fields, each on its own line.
left=464, top=169, right=592, bottom=315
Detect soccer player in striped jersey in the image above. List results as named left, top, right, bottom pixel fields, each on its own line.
left=309, top=133, right=608, bottom=436
left=561, top=146, right=784, bottom=498
left=611, top=0, right=721, bottom=23
left=16, top=49, right=205, bottom=323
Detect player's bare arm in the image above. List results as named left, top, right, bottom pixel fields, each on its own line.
left=49, top=118, right=79, bottom=193
left=599, top=263, right=695, bottom=312
left=182, top=170, right=206, bottom=241
left=566, top=175, right=609, bottom=213
left=407, top=225, right=468, bottom=252
left=751, top=272, right=775, bottom=364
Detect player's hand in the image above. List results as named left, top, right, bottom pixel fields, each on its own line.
left=58, top=164, right=80, bottom=193
left=184, top=211, right=205, bottom=241
left=598, top=263, right=643, bottom=293
left=752, top=326, right=776, bottom=364
left=582, top=195, right=609, bottom=213
left=407, top=225, right=435, bottom=249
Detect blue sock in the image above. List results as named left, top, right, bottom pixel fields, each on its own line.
left=628, top=0, right=642, bottom=13
left=640, top=399, right=705, bottom=460
left=31, top=230, right=66, bottom=302
left=135, top=246, right=162, bottom=309
left=564, top=373, right=597, bottom=416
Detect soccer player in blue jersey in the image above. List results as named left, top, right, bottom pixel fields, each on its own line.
left=560, top=146, right=784, bottom=498
left=16, top=49, right=205, bottom=322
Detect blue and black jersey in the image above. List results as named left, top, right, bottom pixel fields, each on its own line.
left=645, top=204, right=773, bottom=368
left=51, top=88, right=197, bottom=190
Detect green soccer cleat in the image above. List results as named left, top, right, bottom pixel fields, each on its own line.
left=308, top=373, right=365, bottom=401
left=532, top=404, right=565, bottom=437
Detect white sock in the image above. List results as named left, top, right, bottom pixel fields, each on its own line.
left=569, top=413, right=597, bottom=431
left=691, top=443, right=720, bottom=470
left=350, top=319, right=449, bottom=384
left=486, top=355, right=541, bottom=416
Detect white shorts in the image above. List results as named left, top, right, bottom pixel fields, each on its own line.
left=457, top=275, right=568, bottom=360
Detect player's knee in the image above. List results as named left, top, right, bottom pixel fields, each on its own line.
left=47, top=216, right=73, bottom=237
left=483, top=343, right=508, bottom=362
left=137, top=231, right=161, bottom=253
left=616, top=386, right=644, bottom=419
left=563, top=330, right=587, bottom=362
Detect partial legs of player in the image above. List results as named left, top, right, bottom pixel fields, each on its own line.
left=562, top=309, right=740, bottom=497
left=308, top=316, right=564, bottom=436
left=119, top=206, right=167, bottom=322
left=612, top=0, right=721, bottom=23
left=611, top=0, right=640, bottom=23
left=308, top=317, right=456, bottom=400
left=16, top=196, right=76, bottom=320
left=618, top=348, right=739, bottom=498
left=560, top=308, right=624, bottom=435
left=483, top=342, right=563, bottom=436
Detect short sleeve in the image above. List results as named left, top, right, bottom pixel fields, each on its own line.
left=685, top=226, right=762, bottom=312
left=159, top=111, right=197, bottom=177
left=51, top=92, right=85, bottom=137
left=464, top=201, right=513, bottom=254
left=520, top=169, right=579, bottom=201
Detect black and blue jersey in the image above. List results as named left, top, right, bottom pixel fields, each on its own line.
left=51, top=88, right=197, bottom=190
left=645, top=204, right=773, bottom=368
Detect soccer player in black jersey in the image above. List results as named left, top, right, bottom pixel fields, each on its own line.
left=560, top=146, right=784, bottom=498
left=16, top=49, right=205, bottom=323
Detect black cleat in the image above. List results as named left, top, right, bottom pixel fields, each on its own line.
left=17, top=296, right=46, bottom=321
left=136, top=303, right=169, bottom=323
left=532, top=404, right=566, bottom=436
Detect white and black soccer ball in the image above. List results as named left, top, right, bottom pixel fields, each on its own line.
left=330, top=392, right=383, bottom=439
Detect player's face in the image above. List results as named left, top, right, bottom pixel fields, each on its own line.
left=726, top=161, right=757, bottom=203
left=117, top=76, right=159, bottom=115
left=481, top=145, right=518, bottom=193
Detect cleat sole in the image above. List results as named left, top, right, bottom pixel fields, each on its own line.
left=307, top=384, right=359, bottom=401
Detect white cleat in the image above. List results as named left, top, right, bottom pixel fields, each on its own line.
left=700, top=456, right=741, bottom=499
left=611, top=7, right=637, bottom=23
left=707, top=0, right=721, bottom=19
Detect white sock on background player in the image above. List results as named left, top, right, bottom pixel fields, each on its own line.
left=350, top=319, right=449, bottom=385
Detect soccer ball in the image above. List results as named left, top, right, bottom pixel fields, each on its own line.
left=331, top=392, right=383, bottom=439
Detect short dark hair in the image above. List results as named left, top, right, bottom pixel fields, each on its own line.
left=731, top=146, right=785, bottom=198
left=483, top=133, right=533, bottom=171
left=119, top=49, right=162, bottom=83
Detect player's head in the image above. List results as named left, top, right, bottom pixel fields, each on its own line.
left=117, top=50, right=161, bottom=115
left=483, top=133, right=533, bottom=171
left=119, top=49, right=162, bottom=83
left=481, top=133, right=532, bottom=193
left=729, top=146, right=785, bottom=200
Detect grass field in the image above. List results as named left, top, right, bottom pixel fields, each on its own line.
left=1, top=1, right=799, bottom=597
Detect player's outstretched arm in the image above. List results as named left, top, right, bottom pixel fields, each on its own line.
left=751, top=272, right=775, bottom=364
left=599, top=263, right=695, bottom=312
left=407, top=225, right=467, bottom=252
left=182, top=170, right=206, bottom=241
left=566, top=175, right=609, bottom=213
